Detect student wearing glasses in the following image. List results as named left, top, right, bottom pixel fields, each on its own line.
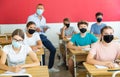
left=0, top=29, right=39, bottom=73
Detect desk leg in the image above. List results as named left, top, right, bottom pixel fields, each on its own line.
left=86, top=74, right=93, bottom=77
left=73, top=55, right=76, bottom=77
left=40, top=54, right=43, bottom=66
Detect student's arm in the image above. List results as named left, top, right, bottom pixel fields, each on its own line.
left=67, top=42, right=82, bottom=50
left=20, top=51, right=39, bottom=68
left=31, top=40, right=43, bottom=51
left=87, top=51, right=114, bottom=68
left=61, top=26, right=66, bottom=39
left=0, top=51, right=21, bottom=72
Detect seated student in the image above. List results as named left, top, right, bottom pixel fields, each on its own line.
left=0, top=29, right=39, bottom=73
left=90, top=12, right=106, bottom=38
left=61, top=18, right=77, bottom=39
left=87, top=26, right=120, bottom=68
left=58, top=18, right=77, bottom=66
left=67, top=20, right=98, bottom=77
left=23, top=21, right=42, bottom=51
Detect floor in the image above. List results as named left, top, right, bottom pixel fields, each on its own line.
left=44, top=48, right=73, bottom=77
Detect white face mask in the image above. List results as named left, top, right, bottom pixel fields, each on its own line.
left=36, top=9, right=44, bottom=16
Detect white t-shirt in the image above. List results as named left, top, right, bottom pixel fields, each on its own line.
left=3, top=45, right=32, bottom=66
left=23, top=32, right=41, bottom=46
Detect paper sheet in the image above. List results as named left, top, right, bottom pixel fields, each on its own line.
left=4, top=69, right=26, bottom=74
left=95, top=63, right=119, bottom=69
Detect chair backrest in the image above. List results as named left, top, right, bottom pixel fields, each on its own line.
left=0, top=73, right=32, bottom=77
left=112, top=71, right=120, bottom=77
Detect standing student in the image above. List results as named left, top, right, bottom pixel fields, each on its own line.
left=67, top=20, right=98, bottom=77
left=90, top=12, right=106, bottom=38
left=0, top=29, right=39, bottom=73
left=87, top=26, right=120, bottom=68
left=27, top=3, right=59, bottom=72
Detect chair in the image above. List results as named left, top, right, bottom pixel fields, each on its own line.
left=57, top=34, right=69, bottom=69
left=112, top=71, right=120, bottom=77
left=0, top=73, right=32, bottom=77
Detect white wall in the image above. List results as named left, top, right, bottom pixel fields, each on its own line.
left=0, top=21, right=120, bottom=48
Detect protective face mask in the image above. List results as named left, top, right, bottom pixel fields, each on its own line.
left=28, top=29, right=36, bottom=34
left=65, top=23, right=70, bottom=28
left=36, top=9, right=44, bottom=15
left=12, top=40, right=21, bottom=48
left=97, top=18, right=102, bottom=22
left=79, top=28, right=87, bottom=33
left=103, top=35, right=114, bottom=43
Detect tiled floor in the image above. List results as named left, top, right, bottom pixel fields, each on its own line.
left=44, top=48, right=72, bottom=77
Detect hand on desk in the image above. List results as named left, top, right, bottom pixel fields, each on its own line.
left=104, top=61, right=115, bottom=69
left=8, top=66, right=22, bottom=72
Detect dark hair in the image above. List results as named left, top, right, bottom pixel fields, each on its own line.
left=101, top=26, right=113, bottom=34
left=37, top=3, right=44, bottom=6
left=63, top=18, right=70, bottom=22
left=95, top=12, right=103, bottom=18
left=77, top=20, right=88, bottom=27
left=12, top=29, right=24, bottom=39
left=26, top=21, right=36, bottom=28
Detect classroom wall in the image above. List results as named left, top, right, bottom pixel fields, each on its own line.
left=0, top=0, right=120, bottom=24
left=0, top=21, right=120, bottom=48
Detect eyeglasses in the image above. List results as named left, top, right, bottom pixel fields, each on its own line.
left=12, top=38, right=23, bottom=43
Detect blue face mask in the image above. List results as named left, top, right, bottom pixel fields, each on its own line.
left=36, top=9, right=44, bottom=15
left=12, top=40, right=21, bottom=48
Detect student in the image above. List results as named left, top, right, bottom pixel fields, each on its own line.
left=87, top=26, right=120, bottom=68
left=27, top=3, right=59, bottom=72
left=23, top=21, right=42, bottom=52
left=90, top=12, right=106, bottom=38
left=67, top=20, right=98, bottom=77
left=61, top=18, right=76, bottom=39
left=58, top=18, right=77, bottom=66
left=0, top=29, right=39, bottom=73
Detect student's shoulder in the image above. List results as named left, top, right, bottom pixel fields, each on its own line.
left=3, top=44, right=12, bottom=50
left=28, top=13, right=36, bottom=18
left=87, top=32, right=95, bottom=36
left=33, top=32, right=39, bottom=35
left=91, top=23, right=97, bottom=26
left=91, top=41, right=100, bottom=47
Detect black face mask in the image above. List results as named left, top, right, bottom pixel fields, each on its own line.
left=80, top=28, right=87, bottom=33
left=103, top=35, right=114, bottom=43
left=97, top=18, right=102, bottom=22
left=28, top=29, right=36, bottom=34
left=64, top=23, right=70, bottom=28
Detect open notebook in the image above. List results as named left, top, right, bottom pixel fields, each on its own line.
left=95, top=63, right=119, bottom=69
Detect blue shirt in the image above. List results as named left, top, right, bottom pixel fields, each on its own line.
left=90, top=23, right=106, bottom=34
left=70, top=33, right=98, bottom=46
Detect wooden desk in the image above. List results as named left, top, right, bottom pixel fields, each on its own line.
left=83, top=62, right=120, bottom=77
left=0, top=40, right=12, bottom=47
left=0, top=66, right=49, bottom=77
left=69, top=49, right=89, bottom=77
